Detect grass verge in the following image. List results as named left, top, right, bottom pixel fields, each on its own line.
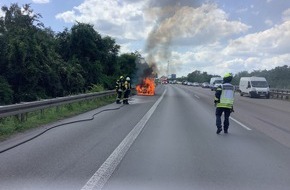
left=0, top=95, right=115, bottom=141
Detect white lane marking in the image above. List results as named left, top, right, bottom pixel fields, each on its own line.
left=230, top=117, right=252, bottom=131
left=194, top=94, right=200, bottom=99
left=81, top=89, right=167, bottom=190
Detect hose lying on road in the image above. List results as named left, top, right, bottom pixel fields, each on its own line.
left=0, top=105, right=125, bottom=154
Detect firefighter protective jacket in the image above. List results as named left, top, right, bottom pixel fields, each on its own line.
left=214, top=83, right=235, bottom=109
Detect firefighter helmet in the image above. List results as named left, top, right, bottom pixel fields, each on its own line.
left=224, top=73, right=232, bottom=78
left=223, top=73, right=233, bottom=82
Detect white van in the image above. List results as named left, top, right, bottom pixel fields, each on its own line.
left=209, top=77, right=223, bottom=91
left=239, top=77, right=270, bottom=98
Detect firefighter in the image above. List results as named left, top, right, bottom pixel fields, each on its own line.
left=116, top=76, right=124, bottom=104
left=214, top=73, right=235, bottom=134
left=123, top=77, right=131, bottom=104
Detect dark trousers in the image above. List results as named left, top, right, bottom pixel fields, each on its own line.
left=116, top=91, right=123, bottom=103
left=123, top=90, right=131, bottom=103
left=216, top=107, right=231, bottom=130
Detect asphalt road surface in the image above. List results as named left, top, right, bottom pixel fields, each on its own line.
left=1, top=84, right=290, bottom=190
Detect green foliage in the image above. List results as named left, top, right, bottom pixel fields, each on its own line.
left=0, top=96, right=115, bottom=141
left=88, top=84, right=105, bottom=92
left=101, top=36, right=120, bottom=76
left=100, top=75, right=117, bottom=90
left=70, top=23, right=102, bottom=62
left=0, top=76, right=13, bottom=105
left=232, top=71, right=250, bottom=85
left=187, top=70, right=216, bottom=83
left=233, top=65, right=290, bottom=88
left=117, top=53, right=137, bottom=78
left=0, top=3, right=138, bottom=105
left=0, top=3, right=65, bottom=102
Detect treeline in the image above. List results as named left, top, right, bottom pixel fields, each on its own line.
left=0, top=4, right=138, bottom=105
left=183, top=65, right=290, bottom=89
left=231, top=65, right=290, bottom=88
left=185, top=70, right=219, bottom=84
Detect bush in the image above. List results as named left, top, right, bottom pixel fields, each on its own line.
left=88, top=84, right=105, bottom=92
left=0, top=76, right=13, bottom=105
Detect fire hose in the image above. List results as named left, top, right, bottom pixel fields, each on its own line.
left=0, top=105, right=125, bottom=154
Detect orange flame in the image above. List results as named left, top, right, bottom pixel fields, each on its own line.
left=136, top=78, right=155, bottom=96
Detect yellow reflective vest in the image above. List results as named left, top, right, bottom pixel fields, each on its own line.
left=124, top=81, right=131, bottom=91
left=216, top=83, right=235, bottom=108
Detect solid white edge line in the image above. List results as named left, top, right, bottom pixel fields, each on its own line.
left=81, top=89, right=167, bottom=190
left=230, top=117, right=252, bottom=131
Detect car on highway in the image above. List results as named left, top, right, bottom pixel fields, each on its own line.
left=201, top=82, right=210, bottom=88
left=182, top=81, right=188, bottom=85
left=187, top=82, right=193, bottom=86
left=239, top=77, right=270, bottom=98
left=209, top=77, right=223, bottom=91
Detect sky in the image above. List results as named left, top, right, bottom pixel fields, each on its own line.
left=1, top=0, right=290, bottom=77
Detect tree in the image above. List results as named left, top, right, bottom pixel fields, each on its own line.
left=117, top=53, right=137, bottom=79
left=0, top=3, right=63, bottom=102
left=58, top=23, right=106, bottom=88
left=58, top=58, right=85, bottom=95
left=187, top=70, right=214, bottom=83
left=232, top=71, right=249, bottom=85
left=0, top=76, right=13, bottom=105
left=0, top=3, right=139, bottom=103
left=55, top=28, right=71, bottom=62
left=232, top=66, right=290, bottom=88
left=70, top=23, right=101, bottom=62
left=101, top=36, right=120, bottom=76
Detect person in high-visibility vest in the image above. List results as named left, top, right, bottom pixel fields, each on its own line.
left=123, top=77, right=131, bottom=104
left=214, top=73, right=235, bottom=134
left=116, top=76, right=124, bottom=104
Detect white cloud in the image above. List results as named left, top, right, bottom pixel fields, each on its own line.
left=165, top=18, right=290, bottom=76
left=172, top=48, right=290, bottom=77
left=209, top=19, right=290, bottom=75
left=163, top=45, right=227, bottom=76
left=224, top=21, right=290, bottom=56
left=282, top=8, right=290, bottom=21
left=119, top=43, right=131, bottom=54
left=56, top=2, right=249, bottom=44
left=32, top=0, right=50, bottom=4
left=224, top=54, right=290, bottom=74
left=148, top=4, right=250, bottom=47
left=56, top=0, right=148, bottom=40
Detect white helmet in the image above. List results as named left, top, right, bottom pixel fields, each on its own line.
left=126, top=77, right=130, bottom=81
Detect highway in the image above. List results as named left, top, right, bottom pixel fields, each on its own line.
left=1, top=84, right=290, bottom=190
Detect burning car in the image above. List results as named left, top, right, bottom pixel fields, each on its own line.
left=136, top=78, right=155, bottom=96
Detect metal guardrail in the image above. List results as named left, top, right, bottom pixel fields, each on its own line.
left=270, top=89, right=290, bottom=100
left=235, top=87, right=289, bottom=100
left=0, top=90, right=115, bottom=119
